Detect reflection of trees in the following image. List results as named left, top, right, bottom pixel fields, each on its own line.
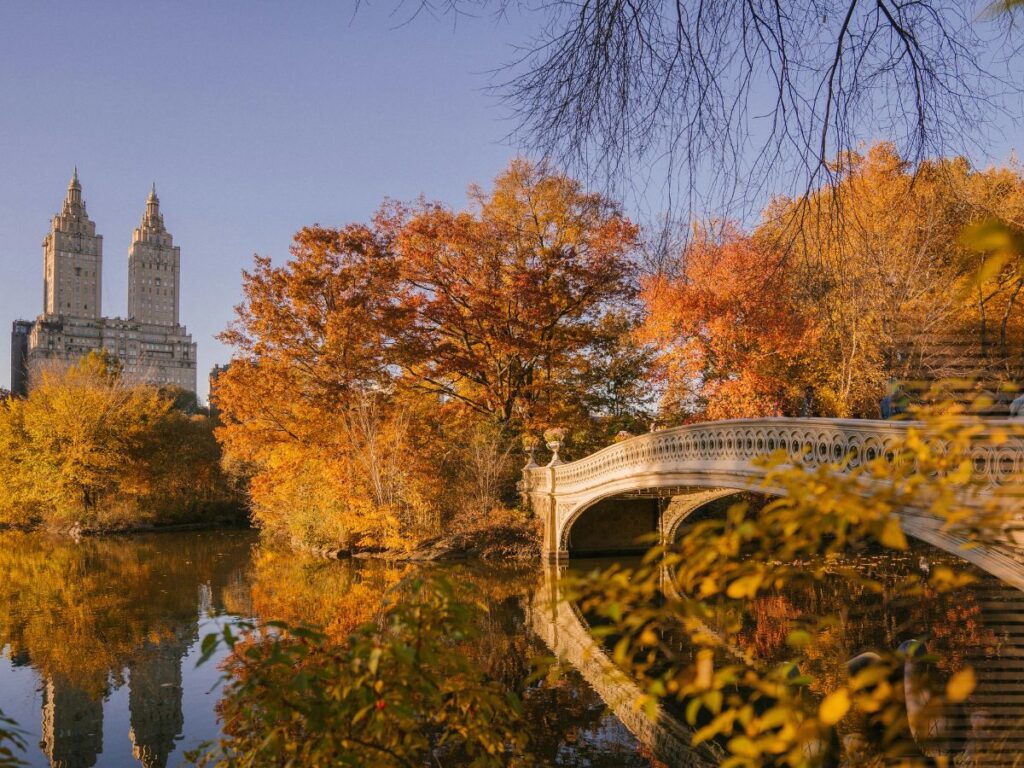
left=0, top=531, right=254, bottom=692
left=243, top=548, right=409, bottom=640
left=229, top=555, right=655, bottom=765
left=724, top=547, right=1001, bottom=696
left=1, top=530, right=670, bottom=767
left=0, top=530, right=255, bottom=768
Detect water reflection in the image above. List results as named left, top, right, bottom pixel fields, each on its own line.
left=0, top=530, right=255, bottom=768
left=543, top=547, right=1024, bottom=766
left=0, top=531, right=654, bottom=767
left=2, top=530, right=1021, bottom=767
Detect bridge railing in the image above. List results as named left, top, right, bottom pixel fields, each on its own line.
left=524, top=417, right=1024, bottom=499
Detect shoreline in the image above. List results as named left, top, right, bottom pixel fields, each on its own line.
left=0, top=518, right=251, bottom=538
left=0, top=522, right=540, bottom=562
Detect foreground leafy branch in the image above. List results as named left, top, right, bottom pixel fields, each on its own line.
left=189, top=577, right=530, bottom=767
left=0, top=710, right=26, bottom=768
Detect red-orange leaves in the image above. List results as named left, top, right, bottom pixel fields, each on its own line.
left=642, top=228, right=818, bottom=420
left=391, top=159, right=638, bottom=425
left=221, top=224, right=402, bottom=413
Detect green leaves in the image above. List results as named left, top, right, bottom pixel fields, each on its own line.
left=0, top=710, right=26, bottom=768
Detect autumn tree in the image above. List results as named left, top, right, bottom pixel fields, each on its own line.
left=0, top=351, right=238, bottom=529
left=213, top=225, right=433, bottom=549
left=215, top=160, right=643, bottom=551
left=563, top=309, right=657, bottom=441
left=761, top=143, right=1024, bottom=415
left=646, top=144, right=1024, bottom=421
left=391, top=158, right=639, bottom=428
left=641, top=226, right=819, bottom=421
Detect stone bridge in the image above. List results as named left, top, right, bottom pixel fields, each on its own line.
left=523, top=418, right=1024, bottom=587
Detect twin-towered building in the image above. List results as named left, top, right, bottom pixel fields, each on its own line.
left=11, top=170, right=197, bottom=395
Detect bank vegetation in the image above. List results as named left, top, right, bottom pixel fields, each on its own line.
left=0, top=352, right=243, bottom=533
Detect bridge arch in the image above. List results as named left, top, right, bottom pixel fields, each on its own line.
left=560, top=487, right=750, bottom=556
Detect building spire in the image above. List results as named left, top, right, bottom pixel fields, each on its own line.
left=141, top=182, right=164, bottom=231
left=65, top=167, right=83, bottom=209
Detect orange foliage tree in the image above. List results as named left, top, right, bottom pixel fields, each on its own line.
left=215, top=160, right=644, bottom=550
left=645, top=143, right=1024, bottom=421
left=390, top=158, right=639, bottom=428
left=641, top=227, right=818, bottom=420
left=761, top=143, right=1024, bottom=416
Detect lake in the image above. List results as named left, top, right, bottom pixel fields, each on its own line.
left=1, top=529, right=1022, bottom=766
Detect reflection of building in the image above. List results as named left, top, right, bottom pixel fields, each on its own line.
left=40, top=676, right=103, bottom=768
left=127, top=633, right=190, bottom=768
left=10, top=171, right=197, bottom=396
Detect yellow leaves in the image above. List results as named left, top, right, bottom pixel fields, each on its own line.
left=945, top=667, right=977, bottom=704
left=959, top=218, right=1024, bottom=285
left=818, top=688, right=851, bottom=726
left=2, top=352, right=234, bottom=528
left=693, top=709, right=737, bottom=745
left=878, top=516, right=908, bottom=550
left=929, top=565, right=976, bottom=593
left=726, top=572, right=763, bottom=600
left=694, top=649, right=715, bottom=689
left=946, top=459, right=974, bottom=486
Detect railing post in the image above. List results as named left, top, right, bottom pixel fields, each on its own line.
left=542, top=464, right=567, bottom=562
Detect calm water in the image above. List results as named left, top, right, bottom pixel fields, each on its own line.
left=0, top=529, right=1022, bottom=767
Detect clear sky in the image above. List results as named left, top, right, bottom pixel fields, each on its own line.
left=0, top=1, right=540, bottom=400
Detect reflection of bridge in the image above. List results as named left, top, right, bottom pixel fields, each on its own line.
left=524, top=418, right=1024, bottom=585
left=530, top=563, right=1024, bottom=766
left=528, top=567, right=717, bottom=767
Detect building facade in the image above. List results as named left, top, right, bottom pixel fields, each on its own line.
left=11, top=171, right=197, bottom=395
left=10, top=319, right=31, bottom=396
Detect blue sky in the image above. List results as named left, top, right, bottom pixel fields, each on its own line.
left=1, top=2, right=1021, bottom=401
left=0, top=1, right=539, bottom=400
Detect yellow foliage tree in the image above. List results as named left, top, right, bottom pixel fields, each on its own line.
left=0, top=351, right=239, bottom=530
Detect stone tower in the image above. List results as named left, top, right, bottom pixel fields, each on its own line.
left=43, top=169, right=103, bottom=319
left=128, top=184, right=180, bottom=326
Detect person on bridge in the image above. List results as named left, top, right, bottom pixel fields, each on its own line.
left=880, top=381, right=909, bottom=419
left=1010, top=391, right=1024, bottom=418
left=799, top=386, right=817, bottom=417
